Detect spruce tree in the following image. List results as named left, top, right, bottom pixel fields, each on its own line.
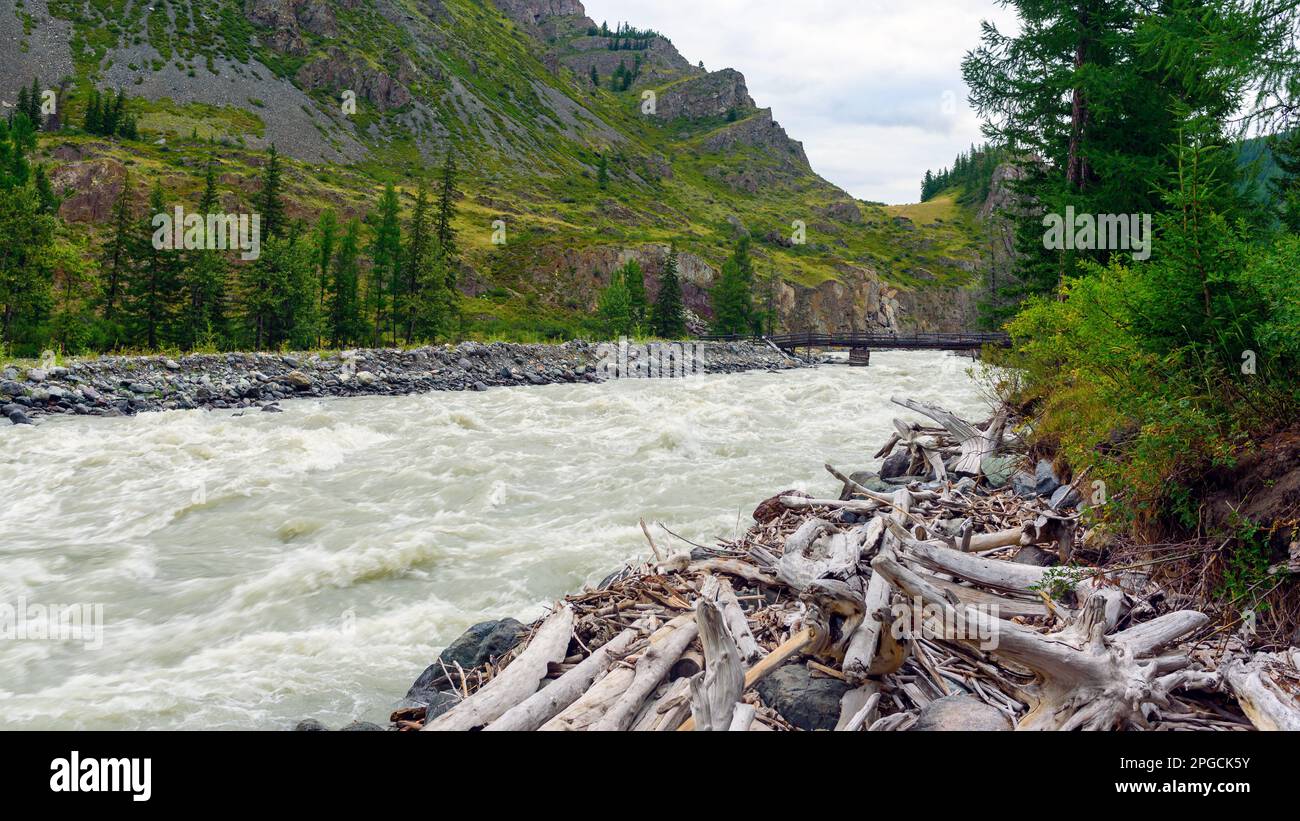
left=367, top=183, right=402, bottom=346
left=597, top=153, right=609, bottom=189
left=650, top=246, right=687, bottom=338
left=85, top=91, right=102, bottom=136
left=99, top=174, right=134, bottom=332
left=178, top=161, right=228, bottom=350
left=255, top=145, right=286, bottom=241
left=622, top=258, right=647, bottom=327
left=401, top=187, right=433, bottom=343
left=709, top=258, right=751, bottom=336
left=0, top=115, right=57, bottom=351
left=313, top=209, right=339, bottom=347
left=16, top=86, right=30, bottom=127
left=327, top=219, right=364, bottom=347
left=126, top=182, right=180, bottom=349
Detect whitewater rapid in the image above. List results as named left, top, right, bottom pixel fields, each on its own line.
left=0, top=351, right=990, bottom=729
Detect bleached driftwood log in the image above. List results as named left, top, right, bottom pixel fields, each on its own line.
left=591, top=620, right=700, bottom=731
left=889, top=521, right=1127, bottom=627
left=728, top=703, right=757, bottom=731
left=688, top=598, right=745, bottom=731
left=540, top=614, right=691, bottom=731
left=871, top=553, right=1208, bottom=730
left=838, top=689, right=882, bottom=732
left=688, top=557, right=777, bottom=587
left=1222, top=651, right=1300, bottom=731
left=424, top=605, right=575, bottom=732
left=630, top=677, right=692, bottom=731
left=842, top=489, right=911, bottom=682
left=484, top=626, right=640, bottom=732
left=891, top=396, right=1007, bottom=476
left=702, top=575, right=762, bottom=663
left=777, top=528, right=860, bottom=591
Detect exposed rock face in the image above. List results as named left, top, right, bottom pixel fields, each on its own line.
left=296, top=48, right=413, bottom=110
left=244, top=0, right=338, bottom=54
left=493, top=0, right=590, bottom=27
left=702, top=109, right=809, bottom=168
left=817, top=200, right=863, bottom=224
left=654, top=69, right=755, bottom=121
left=49, top=157, right=128, bottom=223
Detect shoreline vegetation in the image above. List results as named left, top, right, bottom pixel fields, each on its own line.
left=0, top=340, right=802, bottom=424
left=339, top=398, right=1298, bottom=733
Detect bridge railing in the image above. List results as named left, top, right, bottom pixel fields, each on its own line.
left=698, top=332, right=1010, bottom=350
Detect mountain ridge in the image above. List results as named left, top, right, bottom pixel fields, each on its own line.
left=2, top=0, right=986, bottom=337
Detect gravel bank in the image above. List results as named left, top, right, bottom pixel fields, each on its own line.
left=1, top=340, right=804, bottom=424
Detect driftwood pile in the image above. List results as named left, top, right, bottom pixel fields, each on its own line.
left=400, top=396, right=1300, bottom=732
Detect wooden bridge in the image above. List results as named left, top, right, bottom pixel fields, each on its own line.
left=701, top=331, right=1010, bottom=365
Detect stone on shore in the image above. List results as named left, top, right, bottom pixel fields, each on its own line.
left=912, top=694, right=1012, bottom=731
left=405, top=618, right=527, bottom=704
left=755, top=662, right=850, bottom=731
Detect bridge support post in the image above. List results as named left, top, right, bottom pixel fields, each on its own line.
left=849, top=347, right=871, bottom=367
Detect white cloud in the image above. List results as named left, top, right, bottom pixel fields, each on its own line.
left=581, top=0, right=1019, bottom=203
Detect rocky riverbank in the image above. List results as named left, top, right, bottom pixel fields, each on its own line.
left=0, top=340, right=802, bottom=425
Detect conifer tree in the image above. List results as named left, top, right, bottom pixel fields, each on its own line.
left=126, top=182, right=180, bottom=349
left=622, top=258, right=647, bottom=326
left=327, top=219, right=364, bottom=347
left=178, top=161, right=228, bottom=350
left=255, top=145, right=286, bottom=241
left=99, top=173, right=134, bottom=331
left=367, top=183, right=402, bottom=346
left=313, top=209, right=339, bottom=347
left=0, top=115, right=57, bottom=351
left=84, top=91, right=102, bottom=136
left=650, top=246, right=687, bottom=338
left=401, top=187, right=434, bottom=343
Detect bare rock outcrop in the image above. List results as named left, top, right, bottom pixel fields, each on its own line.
left=702, top=109, right=809, bottom=169
left=653, top=69, right=755, bottom=121
left=295, top=48, right=413, bottom=110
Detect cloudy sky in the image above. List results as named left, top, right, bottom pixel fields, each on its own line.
left=581, top=0, right=1020, bottom=204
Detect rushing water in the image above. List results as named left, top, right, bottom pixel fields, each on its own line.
left=0, top=351, right=990, bottom=730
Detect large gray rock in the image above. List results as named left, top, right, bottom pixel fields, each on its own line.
left=338, top=720, right=385, bottom=731
left=294, top=718, right=330, bottom=731
left=880, top=450, right=911, bottom=479
left=980, top=454, right=1017, bottom=488
left=405, top=618, right=527, bottom=704
left=1010, top=470, right=1039, bottom=498
left=912, top=694, right=1012, bottom=731
left=1034, top=459, right=1063, bottom=497
left=1013, top=546, right=1058, bottom=567
left=755, top=663, right=850, bottom=731
left=1049, top=483, right=1080, bottom=511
